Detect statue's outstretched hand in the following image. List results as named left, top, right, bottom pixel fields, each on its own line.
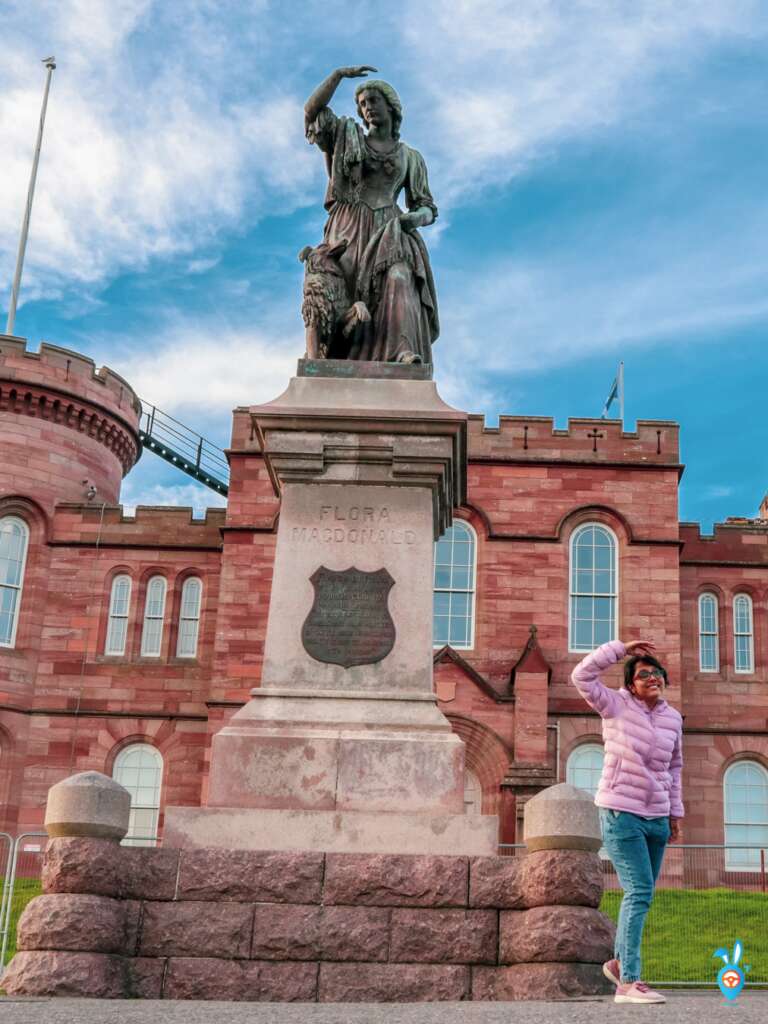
left=339, top=65, right=378, bottom=78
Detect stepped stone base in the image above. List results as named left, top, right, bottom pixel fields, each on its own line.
left=163, top=806, right=498, bottom=856
left=4, top=838, right=614, bottom=1002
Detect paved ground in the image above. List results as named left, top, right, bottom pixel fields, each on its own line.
left=1, top=993, right=766, bottom=1023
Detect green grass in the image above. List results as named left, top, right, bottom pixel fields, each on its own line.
left=600, top=888, right=768, bottom=985
left=1, top=878, right=42, bottom=966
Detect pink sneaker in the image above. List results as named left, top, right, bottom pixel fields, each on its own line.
left=602, top=958, right=621, bottom=986
left=615, top=981, right=666, bottom=1004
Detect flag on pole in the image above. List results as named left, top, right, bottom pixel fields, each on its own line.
left=601, top=362, right=624, bottom=420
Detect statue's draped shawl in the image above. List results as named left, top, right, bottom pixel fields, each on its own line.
left=306, top=107, right=440, bottom=348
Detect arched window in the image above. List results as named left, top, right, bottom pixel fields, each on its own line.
left=566, top=743, right=605, bottom=797
left=141, top=576, right=167, bottom=657
left=433, top=521, right=476, bottom=649
left=569, top=524, right=617, bottom=652
left=112, top=743, right=163, bottom=847
left=176, top=577, right=202, bottom=658
left=105, top=575, right=132, bottom=655
left=698, top=593, right=719, bottom=672
left=567, top=743, right=608, bottom=857
left=733, top=594, right=754, bottom=674
left=0, top=516, right=29, bottom=648
left=464, top=768, right=482, bottom=815
left=723, top=761, right=768, bottom=871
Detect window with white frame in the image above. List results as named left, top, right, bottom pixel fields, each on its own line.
left=569, top=524, right=617, bottom=652
left=433, top=521, right=476, bottom=649
left=105, top=574, right=131, bottom=655
left=140, top=576, right=167, bottom=657
left=176, top=577, right=202, bottom=658
left=112, top=743, right=163, bottom=847
left=567, top=743, right=608, bottom=857
left=733, top=594, right=754, bottom=674
left=566, top=743, right=605, bottom=795
left=0, top=516, right=29, bottom=648
left=698, top=593, right=719, bottom=672
left=724, top=761, right=768, bottom=871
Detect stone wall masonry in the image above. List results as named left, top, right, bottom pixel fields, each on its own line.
left=4, top=839, right=614, bottom=1001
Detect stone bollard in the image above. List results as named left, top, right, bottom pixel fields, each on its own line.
left=3, top=772, right=133, bottom=997
left=523, top=781, right=602, bottom=852
left=475, top=784, right=615, bottom=1000
left=44, top=770, right=131, bottom=840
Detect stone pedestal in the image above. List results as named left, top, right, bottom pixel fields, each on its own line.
left=4, top=839, right=613, bottom=1001
left=165, top=363, right=497, bottom=855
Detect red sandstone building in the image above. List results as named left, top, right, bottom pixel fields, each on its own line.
left=1, top=336, right=767, bottom=865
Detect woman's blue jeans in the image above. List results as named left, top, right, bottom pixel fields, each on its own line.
left=600, top=809, right=670, bottom=983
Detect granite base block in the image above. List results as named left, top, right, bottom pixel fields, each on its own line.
left=472, top=962, right=613, bottom=1001
left=4, top=838, right=613, bottom=1002
left=1, top=951, right=126, bottom=998
left=500, top=905, right=615, bottom=964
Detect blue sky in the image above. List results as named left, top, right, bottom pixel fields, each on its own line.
left=2, top=0, right=767, bottom=529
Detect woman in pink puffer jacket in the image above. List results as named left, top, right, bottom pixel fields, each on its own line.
left=570, top=639, right=684, bottom=1005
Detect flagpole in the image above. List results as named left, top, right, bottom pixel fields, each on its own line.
left=618, top=361, right=625, bottom=423
left=5, top=56, right=56, bottom=337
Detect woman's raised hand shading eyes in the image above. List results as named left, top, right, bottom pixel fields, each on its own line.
left=624, top=639, right=656, bottom=658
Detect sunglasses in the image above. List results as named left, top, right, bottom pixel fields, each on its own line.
left=635, top=669, right=664, bottom=681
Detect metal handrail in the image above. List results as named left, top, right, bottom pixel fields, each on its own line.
left=138, top=399, right=229, bottom=497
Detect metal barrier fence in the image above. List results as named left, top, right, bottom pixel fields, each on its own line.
left=0, top=832, right=47, bottom=971
left=500, top=843, right=768, bottom=987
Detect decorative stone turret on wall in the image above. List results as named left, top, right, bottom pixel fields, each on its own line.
left=4, top=776, right=614, bottom=1002
left=0, top=335, right=141, bottom=511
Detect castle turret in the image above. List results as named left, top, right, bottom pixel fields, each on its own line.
left=0, top=335, right=141, bottom=511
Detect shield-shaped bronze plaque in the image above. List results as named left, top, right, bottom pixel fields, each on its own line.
left=302, top=566, right=396, bottom=668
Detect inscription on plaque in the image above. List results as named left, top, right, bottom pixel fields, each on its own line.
left=301, top=566, right=396, bottom=669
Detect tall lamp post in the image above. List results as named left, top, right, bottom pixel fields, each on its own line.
left=5, top=56, right=56, bottom=337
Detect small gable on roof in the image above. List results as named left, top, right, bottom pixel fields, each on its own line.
left=510, top=625, right=552, bottom=689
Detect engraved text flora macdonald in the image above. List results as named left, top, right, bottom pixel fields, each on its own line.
left=291, top=505, right=416, bottom=546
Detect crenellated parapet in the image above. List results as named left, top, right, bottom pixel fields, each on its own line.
left=51, top=504, right=226, bottom=549
left=680, top=519, right=768, bottom=566
left=468, top=415, right=680, bottom=467
left=0, top=335, right=142, bottom=510
left=0, top=335, right=140, bottom=418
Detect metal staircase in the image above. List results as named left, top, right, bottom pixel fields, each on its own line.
left=138, top=401, right=229, bottom=497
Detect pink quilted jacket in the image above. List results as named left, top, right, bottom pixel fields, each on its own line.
left=570, top=640, right=684, bottom=819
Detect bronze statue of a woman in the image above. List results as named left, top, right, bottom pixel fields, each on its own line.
left=302, top=66, right=439, bottom=365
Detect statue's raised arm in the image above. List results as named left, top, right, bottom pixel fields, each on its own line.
left=300, top=68, right=440, bottom=368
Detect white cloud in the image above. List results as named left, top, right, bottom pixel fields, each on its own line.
left=119, top=478, right=227, bottom=518
left=0, top=1, right=316, bottom=303
left=187, top=257, right=220, bottom=274
left=435, top=196, right=768, bottom=406
left=703, top=485, right=736, bottom=500
left=112, top=322, right=302, bottom=416
left=403, top=0, right=768, bottom=201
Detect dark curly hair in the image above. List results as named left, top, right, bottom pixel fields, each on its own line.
left=624, top=654, right=668, bottom=692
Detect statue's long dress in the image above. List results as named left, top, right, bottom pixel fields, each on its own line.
left=307, top=108, right=439, bottom=363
